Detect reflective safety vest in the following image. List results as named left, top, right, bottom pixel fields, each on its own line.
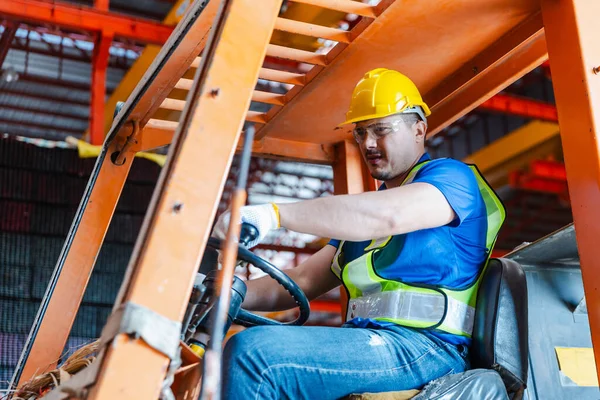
left=330, top=160, right=505, bottom=338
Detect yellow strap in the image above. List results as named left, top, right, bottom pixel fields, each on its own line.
left=270, top=202, right=281, bottom=228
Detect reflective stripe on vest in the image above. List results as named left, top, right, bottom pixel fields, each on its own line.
left=331, top=159, right=505, bottom=338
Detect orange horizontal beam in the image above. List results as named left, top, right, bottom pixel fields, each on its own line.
left=274, top=17, right=351, bottom=43
left=146, top=118, right=178, bottom=131
left=252, top=90, right=286, bottom=106
left=191, top=57, right=307, bottom=85
left=173, top=79, right=286, bottom=105
left=0, top=0, right=174, bottom=45
left=291, top=0, right=377, bottom=18
left=266, top=44, right=328, bottom=65
left=258, top=67, right=306, bottom=86
left=139, top=120, right=335, bottom=163
left=246, top=136, right=335, bottom=163
left=246, top=111, right=268, bottom=123
left=160, top=97, right=185, bottom=111
left=425, top=12, right=547, bottom=136
left=479, top=93, right=557, bottom=122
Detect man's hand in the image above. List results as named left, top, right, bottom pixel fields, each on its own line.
left=212, top=203, right=280, bottom=248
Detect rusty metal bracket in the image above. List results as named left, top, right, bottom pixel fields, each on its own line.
left=112, top=120, right=141, bottom=166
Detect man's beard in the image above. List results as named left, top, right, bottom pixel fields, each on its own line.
left=370, top=168, right=394, bottom=181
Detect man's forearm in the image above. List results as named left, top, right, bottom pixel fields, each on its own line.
left=277, top=182, right=455, bottom=241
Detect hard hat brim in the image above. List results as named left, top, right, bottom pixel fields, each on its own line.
left=337, top=105, right=431, bottom=128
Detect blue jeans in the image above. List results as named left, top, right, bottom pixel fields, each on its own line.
left=222, top=324, right=470, bottom=399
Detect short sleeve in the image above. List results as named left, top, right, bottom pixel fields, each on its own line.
left=412, top=159, right=481, bottom=227
left=328, top=238, right=341, bottom=248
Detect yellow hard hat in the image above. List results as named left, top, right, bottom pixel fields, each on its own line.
left=340, top=68, right=431, bottom=126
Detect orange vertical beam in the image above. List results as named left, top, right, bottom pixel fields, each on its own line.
left=86, top=0, right=282, bottom=398
left=90, top=32, right=113, bottom=145
left=333, top=140, right=374, bottom=195
left=13, top=132, right=139, bottom=388
left=332, top=140, right=374, bottom=321
left=541, top=0, right=600, bottom=382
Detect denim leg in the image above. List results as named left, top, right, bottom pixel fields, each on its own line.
left=222, top=325, right=469, bottom=400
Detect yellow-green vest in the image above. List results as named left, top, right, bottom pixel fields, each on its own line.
left=330, top=160, right=505, bottom=338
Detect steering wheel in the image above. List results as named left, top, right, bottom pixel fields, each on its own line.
left=205, top=223, right=310, bottom=327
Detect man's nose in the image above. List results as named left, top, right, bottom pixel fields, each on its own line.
left=364, top=131, right=378, bottom=148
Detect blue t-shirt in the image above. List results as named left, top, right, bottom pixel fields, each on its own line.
left=328, top=153, right=488, bottom=346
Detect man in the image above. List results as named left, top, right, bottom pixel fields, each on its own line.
left=214, top=68, right=502, bottom=399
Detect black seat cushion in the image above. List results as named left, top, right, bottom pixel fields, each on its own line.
left=470, top=258, right=528, bottom=395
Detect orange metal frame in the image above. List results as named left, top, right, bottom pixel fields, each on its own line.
left=12, top=0, right=600, bottom=396
left=0, top=0, right=174, bottom=45
left=540, top=0, right=600, bottom=377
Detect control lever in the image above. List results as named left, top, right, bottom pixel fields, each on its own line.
left=184, top=222, right=256, bottom=356
left=239, top=222, right=259, bottom=248
left=186, top=271, right=247, bottom=357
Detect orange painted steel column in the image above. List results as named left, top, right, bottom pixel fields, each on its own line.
left=15, top=132, right=139, bottom=387
left=86, top=0, right=282, bottom=398
left=14, top=0, right=218, bottom=390
left=332, top=140, right=375, bottom=321
left=90, top=32, right=113, bottom=145
left=541, top=0, right=600, bottom=380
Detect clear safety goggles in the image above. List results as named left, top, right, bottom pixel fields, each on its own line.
left=352, top=107, right=427, bottom=143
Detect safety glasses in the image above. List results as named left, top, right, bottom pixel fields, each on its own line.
left=352, top=118, right=406, bottom=143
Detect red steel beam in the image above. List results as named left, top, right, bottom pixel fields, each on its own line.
left=94, top=0, right=109, bottom=11
left=509, top=160, right=568, bottom=195
left=479, top=93, right=558, bottom=122
left=310, top=300, right=342, bottom=314
left=529, top=160, right=567, bottom=180
left=491, top=249, right=510, bottom=258
left=90, top=32, right=113, bottom=145
left=509, top=172, right=568, bottom=196
left=0, top=0, right=173, bottom=45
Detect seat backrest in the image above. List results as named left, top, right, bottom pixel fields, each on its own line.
left=471, top=258, right=528, bottom=396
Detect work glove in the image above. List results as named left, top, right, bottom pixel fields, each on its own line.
left=212, top=203, right=280, bottom=249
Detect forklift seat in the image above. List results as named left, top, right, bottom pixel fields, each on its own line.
left=344, top=258, right=530, bottom=400
left=470, top=258, right=529, bottom=398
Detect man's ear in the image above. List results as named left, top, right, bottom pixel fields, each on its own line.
left=414, top=120, right=428, bottom=144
